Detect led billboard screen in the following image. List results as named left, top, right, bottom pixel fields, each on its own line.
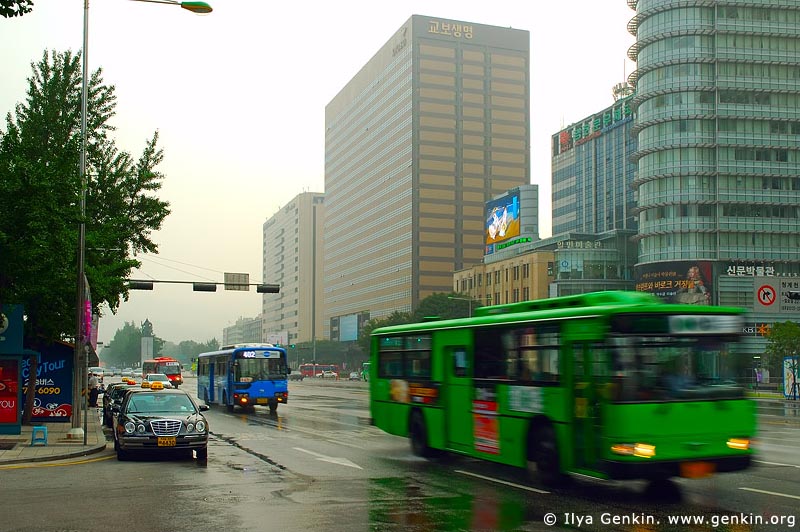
left=485, top=191, right=520, bottom=255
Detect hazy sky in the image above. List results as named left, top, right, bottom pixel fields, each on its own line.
left=1, top=0, right=635, bottom=345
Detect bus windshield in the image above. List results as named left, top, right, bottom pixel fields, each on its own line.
left=235, top=357, right=287, bottom=382
left=608, top=335, right=744, bottom=402
left=160, top=364, right=181, bottom=376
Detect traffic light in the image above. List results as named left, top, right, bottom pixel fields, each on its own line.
left=192, top=282, right=217, bottom=292
left=128, top=281, right=154, bottom=290
left=787, top=291, right=800, bottom=301
left=257, top=284, right=280, bottom=293
left=290, top=344, right=295, bottom=348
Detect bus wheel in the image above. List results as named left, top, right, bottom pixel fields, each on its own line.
left=269, top=400, right=278, bottom=414
left=223, top=394, right=233, bottom=413
left=528, top=424, right=564, bottom=486
left=409, top=410, right=432, bottom=458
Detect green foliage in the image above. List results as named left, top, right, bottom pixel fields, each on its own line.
left=160, top=338, right=220, bottom=364
left=357, top=310, right=413, bottom=352
left=0, top=0, right=33, bottom=18
left=764, top=321, right=800, bottom=370
left=100, top=321, right=143, bottom=368
left=0, top=50, right=170, bottom=343
left=412, top=292, right=481, bottom=321
left=355, top=292, right=482, bottom=352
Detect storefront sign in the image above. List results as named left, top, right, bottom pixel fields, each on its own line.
left=0, top=359, right=19, bottom=424
left=556, top=239, right=602, bottom=249
left=0, top=304, right=23, bottom=355
left=726, top=264, right=776, bottom=276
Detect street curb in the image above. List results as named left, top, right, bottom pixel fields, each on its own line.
left=0, top=442, right=107, bottom=466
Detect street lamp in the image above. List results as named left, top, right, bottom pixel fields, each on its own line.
left=72, top=0, right=212, bottom=437
left=131, top=0, right=213, bottom=13
left=448, top=296, right=474, bottom=318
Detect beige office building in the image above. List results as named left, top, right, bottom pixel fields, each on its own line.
left=324, top=15, right=530, bottom=340
left=261, top=192, right=325, bottom=344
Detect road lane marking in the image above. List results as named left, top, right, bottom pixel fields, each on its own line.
left=753, top=459, right=800, bottom=469
left=293, top=447, right=362, bottom=469
left=739, top=487, right=800, bottom=500
left=455, top=470, right=549, bottom=494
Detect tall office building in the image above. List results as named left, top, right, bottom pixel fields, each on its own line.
left=324, top=15, right=530, bottom=339
left=552, top=91, right=637, bottom=235
left=627, top=1, right=800, bottom=355
left=548, top=90, right=639, bottom=295
left=261, top=192, right=325, bottom=345
left=223, top=316, right=263, bottom=347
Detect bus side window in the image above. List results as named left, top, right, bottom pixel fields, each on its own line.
left=453, top=348, right=469, bottom=377
left=474, top=329, right=507, bottom=379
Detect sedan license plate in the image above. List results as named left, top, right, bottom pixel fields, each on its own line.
left=157, top=437, right=176, bottom=447
left=256, top=398, right=268, bottom=405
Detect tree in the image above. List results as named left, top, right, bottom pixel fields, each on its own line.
left=100, top=321, right=143, bottom=369
left=355, top=292, right=484, bottom=352
left=357, top=310, right=413, bottom=352
left=764, top=321, right=800, bottom=378
left=160, top=338, right=220, bottom=365
left=412, top=292, right=481, bottom=321
left=0, top=0, right=33, bottom=18
left=0, top=50, right=170, bottom=345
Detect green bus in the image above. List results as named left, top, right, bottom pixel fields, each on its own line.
left=369, top=291, right=755, bottom=485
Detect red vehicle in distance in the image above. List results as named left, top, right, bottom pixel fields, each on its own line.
left=298, top=363, right=339, bottom=378
left=141, top=357, right=183, bottom=388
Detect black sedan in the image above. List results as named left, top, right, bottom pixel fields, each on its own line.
left=102, top=381, right=139, bottom=428
left=112, top=386, right=209, bottom=461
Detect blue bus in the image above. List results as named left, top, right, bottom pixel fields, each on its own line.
left=197, top=344, right=289, bottom=413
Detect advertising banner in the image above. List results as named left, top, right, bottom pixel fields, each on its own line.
left=0, top=359, right=20, bottom=424
left=784, top=357, right=799, bottom=399
left=21, top=342, right=74, bottom=421
left=635, top=261, right=713, bottom=305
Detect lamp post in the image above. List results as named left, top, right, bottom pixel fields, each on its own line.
left=72, top=0, right=212, bottom=437
left=448, top=296, right=474, bottom=318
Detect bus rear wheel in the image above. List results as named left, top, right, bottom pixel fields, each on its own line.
left=528, top=424, right=565, bottom=486
left=268, top=400, right=278, bottom=414
left=409, top=410, right=432, bottom=458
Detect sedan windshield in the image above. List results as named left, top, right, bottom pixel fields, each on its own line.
left=126, top=393, right=196, bottom=414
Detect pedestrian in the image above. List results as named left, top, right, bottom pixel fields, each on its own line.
left=88, top=372, right=99, bottom=407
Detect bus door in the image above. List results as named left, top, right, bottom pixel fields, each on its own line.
left=570, top=342, right=605, bottom=471
left=445, top=346, right=473, bottom=453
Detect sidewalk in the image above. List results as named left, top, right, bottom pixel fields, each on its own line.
left=0, top=408, right=107, bottom=465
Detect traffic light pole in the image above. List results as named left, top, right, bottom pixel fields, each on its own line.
left=127, top=280, right=280, bottom=293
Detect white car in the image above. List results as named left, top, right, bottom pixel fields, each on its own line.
left=144, top=373, right=174, bottom=388
left=321, top=370, right=338, bottom=379
left=89, top=367, right=105, bottom=383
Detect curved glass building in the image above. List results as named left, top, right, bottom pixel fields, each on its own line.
left=627, top=1, right=800, bottom=361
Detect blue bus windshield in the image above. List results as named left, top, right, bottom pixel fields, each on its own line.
left=235, top=357, right=287, bottom=382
